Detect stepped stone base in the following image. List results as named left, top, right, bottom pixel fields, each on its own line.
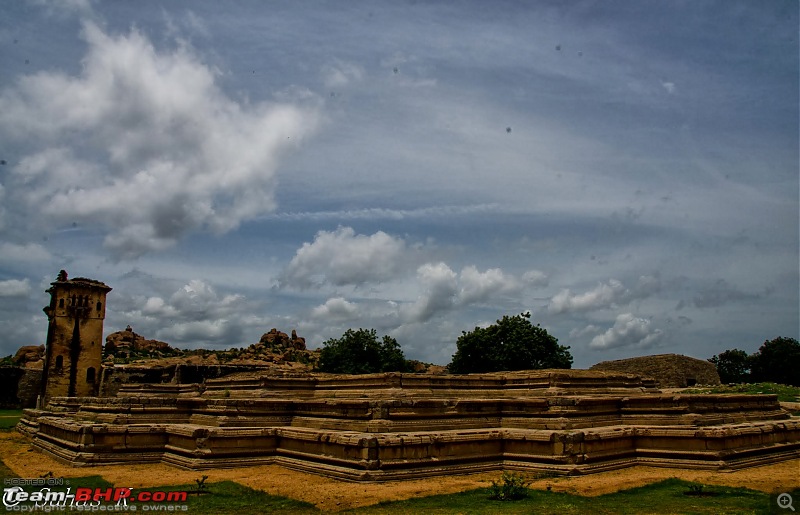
left=18, top=370, right=800, bottom=481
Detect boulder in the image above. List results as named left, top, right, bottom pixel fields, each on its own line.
left=13, top=345, right=44, bottom=368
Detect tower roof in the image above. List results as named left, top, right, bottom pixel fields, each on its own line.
left=48, top=270, right=112, bottom=292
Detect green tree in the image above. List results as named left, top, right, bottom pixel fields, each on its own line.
left=708, top=348, right=751, bottom=383
left=749, top=337, right=800, bottom=386
left=317, top=328, right=409, bottom=374
left=448, top=312, right=572, bottom=374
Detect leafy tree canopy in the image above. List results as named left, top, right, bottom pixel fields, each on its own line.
left=317, top=328, right=409, bottom=374
left=448, top=312, right=572, bottom=374
left=709, top=337, right=799, bottom=386
left=749, top=337, right=799, bottom=386
left=708, top=348, right=751, bottom=384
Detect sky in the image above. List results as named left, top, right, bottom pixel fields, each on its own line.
left=0, top=0, right=797, bottom=368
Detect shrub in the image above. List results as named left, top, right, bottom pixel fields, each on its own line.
left=489, top=472, right=530, bottom=501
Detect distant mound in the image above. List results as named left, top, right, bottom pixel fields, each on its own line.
left=590, top=353, right=720, bottom=388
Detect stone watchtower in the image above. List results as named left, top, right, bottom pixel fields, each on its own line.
left=40, top=270, right=111, bottom=406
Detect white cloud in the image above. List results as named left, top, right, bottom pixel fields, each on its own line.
left=282, top=227, right=408, bottom=288
left=402, top=263, right=523, bottom=323
left=0, top=279, right=31, bottom=297
left=311, top=297, right=358, bottom=320
left=0, top=22, right=319, bottom=259
left=522, top=269, right=549, bottom=287
left=548, top=275, right=661, bottom=314
left=549, top=279, right=627, bottom=314
left=116, top=279, right=248, bottom=347
left=458, top=266, right=520, bottom=304
left=589, top=313, right=663, bottom=350
left=403, top=262, right=458, bottom=323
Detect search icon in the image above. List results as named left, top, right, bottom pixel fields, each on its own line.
left=778, top=493, right=795, bottom=511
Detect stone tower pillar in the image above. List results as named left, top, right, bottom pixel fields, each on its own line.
left=40, top=270, right=111, bottom=406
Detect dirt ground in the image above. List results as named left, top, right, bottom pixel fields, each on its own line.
left=1, top=431, right=797, bottom=512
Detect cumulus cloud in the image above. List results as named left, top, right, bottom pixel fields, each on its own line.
left=0, top=279, right=32, bottom=297
left=282, top=227, right=408, bottom=288
left=117, top=279, right=247, bottom=347
left=548, top=275, right=661, bottom=314
left=404, top=262, right=459, bottom=323
left=0, top=22, right=319, bottom=259
left=311, top=297, right=359, bottom=320
left=403, top=263, right=523, bottom=323
left=549, top=279, right=627, bottom=314
left=458, top=266, right=520, bottom=305
left=589, top=313, right=663, bottom=350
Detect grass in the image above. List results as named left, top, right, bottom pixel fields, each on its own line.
left=343, top=479, right=796, bottom=514
left=0, top=409, right=23, bottom=429
left=681, top=382, right=800, bottom=403
left=1, top=456, right=795, bottom=515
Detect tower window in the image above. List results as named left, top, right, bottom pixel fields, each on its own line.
left=55, top=355, right=63, bottom=371
left=96, top=301, right=102, bottom=311
left=59, top=298, right=64, bottom=308
left=86, top=367, right=96, bottom=383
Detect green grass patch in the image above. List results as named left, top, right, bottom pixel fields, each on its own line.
left=346, top=479, right=797, bottom=514
left=173, top=480, right=317, bottom=514
left=681, top=382, right=800, bottom=402
left=0, top=466, right=317, bottom=514
left=0, top=409, right=23, bottom=430
left=1, top=461, right=796, bottom=514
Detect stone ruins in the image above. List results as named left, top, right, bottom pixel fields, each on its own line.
left=16, top=271, right=800, bottom=481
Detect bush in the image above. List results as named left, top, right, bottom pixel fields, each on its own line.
left=489, top=472, right=530, bottom=501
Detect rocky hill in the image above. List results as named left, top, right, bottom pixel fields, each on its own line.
left=103, top=326, right=320, bottom=370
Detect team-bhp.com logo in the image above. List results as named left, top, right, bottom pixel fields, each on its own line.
left=3, top=483, right=188, bottom=512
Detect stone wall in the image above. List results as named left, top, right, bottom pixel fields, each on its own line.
left=19, top=370, right=799, bottom=479
left=99, top=364, right=275, bottom=397
left=590, top=354, right=720, bottom=387
left=17, top=368, right=43, bottom=408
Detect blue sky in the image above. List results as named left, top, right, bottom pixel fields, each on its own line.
left=0, top=0, right=796, bottom=368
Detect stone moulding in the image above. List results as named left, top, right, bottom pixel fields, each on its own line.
left=18, top=370, right=800, bottom=481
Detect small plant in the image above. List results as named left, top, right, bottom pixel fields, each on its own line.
left=684, top=482, right=718, bottom=497
left=194, top=475, right=209, bottom=492
left=222, top=389, right=231, bottom=398
left=687, top=483, right=704, bottom=494
left=489, top=471, right=530, bottom=501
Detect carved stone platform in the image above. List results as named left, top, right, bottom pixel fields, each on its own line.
left=18, top=370, right=800, bottom=481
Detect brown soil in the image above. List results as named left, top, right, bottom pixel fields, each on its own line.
left=1, top=431, right=797, bottom=512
